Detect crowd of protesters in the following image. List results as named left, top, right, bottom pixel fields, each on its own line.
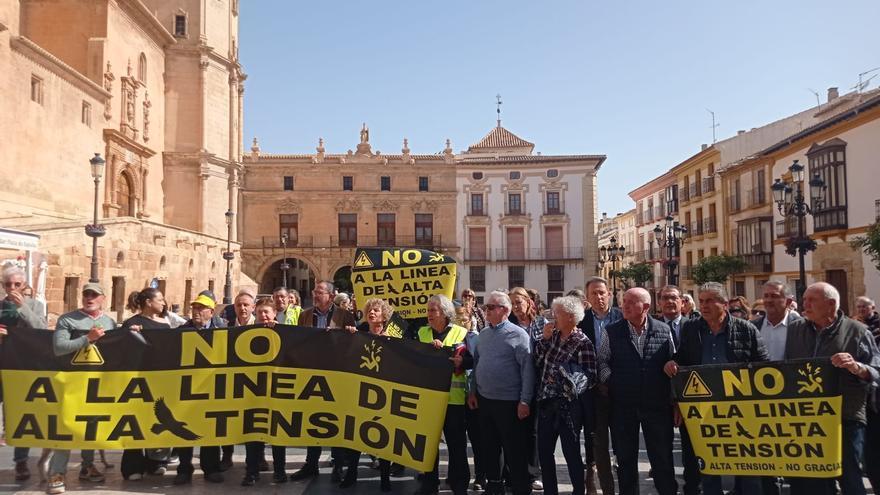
left=1, top=263, right=879, bottom=495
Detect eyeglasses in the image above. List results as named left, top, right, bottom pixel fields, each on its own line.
left=3, top=281, right=23, bottom=288
left=484, top=304, right=503, bottom=311
left=751, top=310, right=765, bottom=316
left=462, top=293, right=475, bottom=299
left=729, top=308, right=745, bottom=314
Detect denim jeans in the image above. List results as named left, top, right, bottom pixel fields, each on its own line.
left=48, top=450, right=95, bottom=476
left=537, top=398, right=584, bottom=495
left=13, top=447, right=30, bottom=463
left=840, top=420, right=866, bottom=495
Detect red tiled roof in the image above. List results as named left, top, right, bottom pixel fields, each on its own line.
left=468, top=126, right=534, bottom=151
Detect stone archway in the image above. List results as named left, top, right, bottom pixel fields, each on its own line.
left=257, top=255, right=318, bottom=302
left=333, top=265, right=353, bottom=294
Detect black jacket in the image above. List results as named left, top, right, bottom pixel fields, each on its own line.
left=673, top=314, right=769, bottom=366
left=577, top=307, right=623, bottom=348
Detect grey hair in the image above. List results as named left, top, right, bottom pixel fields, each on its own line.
left=488, top=290, right=512, bottom=311
left=810, top=282, right=840, bottom=312
left=659, top=285, right=682, bottom=297
left=316, top=280, right=335, bottom=294
left=428, top=294, right=456, bottom=322
left=333, top=293, right=350, bottom=306
left=763, top=280, right=793, bottom=299
left=566, top=288, right=585, bottom=299
left=552, top=295, right=585, bottom=323
left=234, top=291, right=255, bottom=303
left=698, top=282, right=729, bottom=303
left=585, top=276, right=608, bottom=292
left=1, top=266, right=25, bottom=284
left=682, top=293, right=695, bottom=305
left=856, top=296, right=875, bottom=308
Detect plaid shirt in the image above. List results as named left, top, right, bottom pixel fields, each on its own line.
left=534, top=328, right=597, bottom=401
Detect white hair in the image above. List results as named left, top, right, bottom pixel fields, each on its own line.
left=1, top=266, right=25, bottom=284
left=488, top=290, right=512, bottom=312
left=698, top=282, right=729, bottom=303
left=551, top=295, right=586, bottom=323
left=810, top=282, right=840, bottom=312
left=428, top=294, right=456, bottom=321
left=856, top=296, right=875, bottom=308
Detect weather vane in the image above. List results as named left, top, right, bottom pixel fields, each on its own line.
left=496, top=94, right=503, bottom=128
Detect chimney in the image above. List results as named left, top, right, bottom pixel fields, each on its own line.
left=827, top=87, right=839, bottom=102
left=737, top=130, right=745, bottom=135
left=701, top=144, right=708, bottom=151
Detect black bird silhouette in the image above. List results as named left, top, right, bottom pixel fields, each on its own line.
left=150, top=398, right=201, bottom=440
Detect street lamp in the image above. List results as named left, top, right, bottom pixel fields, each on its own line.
left=598, top=236, right=625, bottom=307
left=280, top=233, right=290, bottom=289
left=222, top=209, right=235, bottom=304
left=771, top=159, right=825, bottom=306
left=653, top=215, right=687, bottom=286
left=85, top=153, right=106, bottom=283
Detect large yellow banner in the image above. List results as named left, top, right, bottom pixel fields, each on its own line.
left=673, top=358, right=842, bottom=478
left=1, top=326, right=452, bottom=471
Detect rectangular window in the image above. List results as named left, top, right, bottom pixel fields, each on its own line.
left=470, top=193, right=484, bottom=216
left=380, top=176, right=391, bottom=191
left=546, top=191, right=561, bottom=214
left=63, top=277, right=79, bottom=312
left=418, top=176, right=429, bottom=192
left=31, top=75, right=43, bottom=104
left=548, top=265, right=564, bottom=292
left=469, top=227, right=487, bottom=260
left=415, top=213, right=434, bottom=246
left=377, top=213, right=396, bottom=246
left=808, top=146, right=848, bottom=232
left=506, top=227, right=525, bottom=260
left=665, top=184, right=679, bottom=214
left=508, top=193, right=522, bottom=215
left=279, top=214, right=298, bottom=246
left=508, top=266, right=525, bottom=289
left=338, top=213, right=357, bottom=247
left=544, top=225, right=563, bottom=258
left=81, top=101, right=91, bottom=127
left=283, top=176, right=294, bottom=191
left=470, top=266, right=486, bottom=292
left=343, top=176, right=353, bottom=191
left=174, top=14, right=187, bottom=36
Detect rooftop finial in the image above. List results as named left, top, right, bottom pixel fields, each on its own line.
left=360, top=123, right=369, bottom=144
left=251, top=137, right=260, bottom=152
left=496, top=93, right=503, bottom=128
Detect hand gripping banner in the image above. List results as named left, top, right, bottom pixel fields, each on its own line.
left=351, top=248, right=457, bottom=319
left=1, top=326, right=452, bottom=471
left=672, top=358, right=842, bottom=478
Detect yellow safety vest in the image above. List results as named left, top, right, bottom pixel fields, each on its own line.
left=282, top=305, right=301, bottom=325
left=418, top=324, right=468, bottom=405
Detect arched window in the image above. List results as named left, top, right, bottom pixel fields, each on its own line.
left=116, top=171, right=134, bottom=216
left=138, top=53, right=147, bottom=83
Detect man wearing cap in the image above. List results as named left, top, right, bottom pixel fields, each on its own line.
left=45, top=283, right=115, bottom=494
left=173, top=293, right=227, bottom=485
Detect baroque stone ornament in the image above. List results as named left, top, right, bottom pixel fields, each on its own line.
left=142, top=91, right=151, bottom=142
left=412, top=199, right=438, bottom=213
left=374, top=199, right=399, bottom=212
left=275, top=198, right=301, bottom=214
left=335, top=198, right=362, bottom=212
left=103, top=61, right=115, bottom=120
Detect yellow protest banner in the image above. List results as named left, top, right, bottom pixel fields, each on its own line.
left=1, top=326, right=452, bottom=471
left=673, top=359, right=842, bottom=478
left=351, top=248, right=456, bottom=318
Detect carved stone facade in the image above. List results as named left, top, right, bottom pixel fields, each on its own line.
left=0, top=0, right=247, bottom=319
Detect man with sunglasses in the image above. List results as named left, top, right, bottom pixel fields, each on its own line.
left=0, top=266, right=47, bottom=481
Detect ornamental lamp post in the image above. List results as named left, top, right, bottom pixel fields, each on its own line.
left=222, top=209, right=235, bottom=305
left=85, top=153, right=106, bottom=283
left=771, top=159, right=825, bottom=307
left=280, top=233, right=290, bottom=289
left=653, top=215, right=687, bottom=286
left=598, top=236, right=625, bottom=307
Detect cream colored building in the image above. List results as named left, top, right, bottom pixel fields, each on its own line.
left=0, top=0, right=245, bottom=322
left=239, top=128, right=460, bottom=298
left=596, top=209, right=637, bottom=299
left=455, top=126, right=605, bottom=304
left=629, top=172, right=677, bottom=295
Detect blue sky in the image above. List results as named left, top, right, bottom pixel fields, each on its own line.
left=240, top=0, right=879, bottom=217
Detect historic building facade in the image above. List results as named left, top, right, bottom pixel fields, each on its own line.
left=0, top=0, right=245, bottom=322
left=456, top=126, right=605, bottom=304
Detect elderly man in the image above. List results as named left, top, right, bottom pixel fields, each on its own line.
left=43, top=282, right=114, bottom=494
left=597, top=288, right=676, bottom=495
left=272, top=286, right=301, bottom=325
left=855, top=296, right=879, bottom=334
left=416, top=294, right=470, bottom=495
left=289, top=280, right=357, bottom=482
left=576, top=276, right=621, bottom=495
left=230, top=290, right=256, bottom=326
left=467, top=290, right=534, bottom=495
left=664, top=282, right=769, bottom=495
left=174, top=293, right=226, bottom=485
left=0, top=266, right=47, bottom=481
left=784, top=282, right=880, bottom=495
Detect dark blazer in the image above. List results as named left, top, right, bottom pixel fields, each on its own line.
left=750, top=311, right=803, bottom=331
left=577, top=306, right=623, bottom=348
left=673, top=314, right=769, bottom=366
left=300, top=304, right=357, bottom=329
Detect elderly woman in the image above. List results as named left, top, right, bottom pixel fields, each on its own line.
left=338, top=298, right=396, bottom=491
left=461, top=288, right=487, bottom=331
left=534, top=295, right=597, bottom=495
left=334, top=292, right=353, bottom=312
left=415, top=294, right=470, bottom=495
